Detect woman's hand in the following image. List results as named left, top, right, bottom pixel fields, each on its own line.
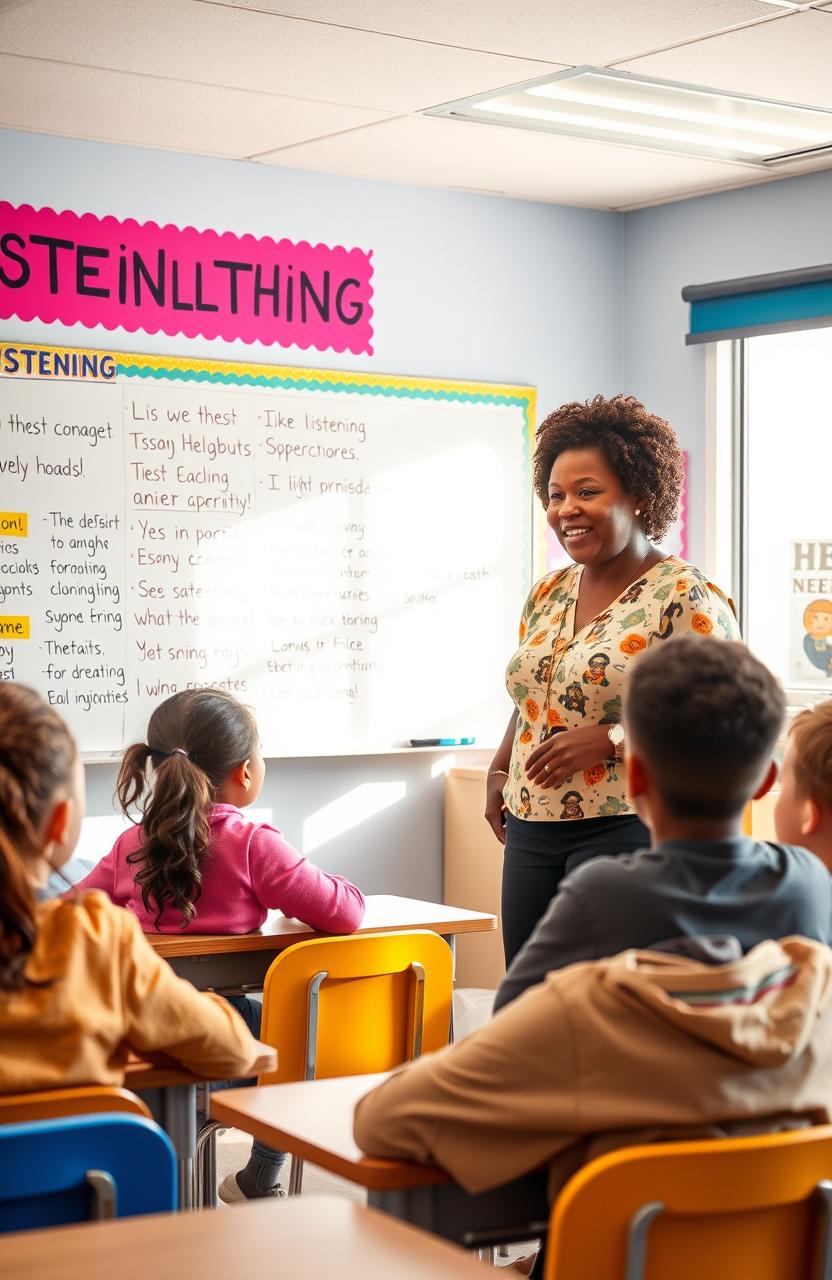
left=526, top=724, right=611, bottom=789
left=484, top=771, right=508, bottom=844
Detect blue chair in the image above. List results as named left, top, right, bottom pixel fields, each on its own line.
left=0, top=1113, right=177, bottom=1232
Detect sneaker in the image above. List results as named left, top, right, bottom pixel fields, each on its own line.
left=501, top=1254, right=538, bottom=1275
left=218, top=1172, right=287, bottom=1204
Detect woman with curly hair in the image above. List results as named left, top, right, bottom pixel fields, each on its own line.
left=486, top=394, right=739, bottom=966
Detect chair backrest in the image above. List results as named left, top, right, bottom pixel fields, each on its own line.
left=258, top=930, right=453, bottom=1086
left=0, top=1085, right=151, bottom=1125
left=545, top=1126, right=832, bottom=1280
left=0, top=1113, right=177, bottom=1233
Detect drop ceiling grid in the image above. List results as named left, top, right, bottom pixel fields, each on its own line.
left=0, top=0, right=830, bottom=207
left=0, top=53, right=396, bottom=158
left=202, top=0, right=796, bottom=66
left=256, top=113, right=762, bottom=212
left=613, top=8, right=832, bottom=109
left=0, top=0, right=565, bottom=113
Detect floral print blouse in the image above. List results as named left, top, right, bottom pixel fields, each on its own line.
left=503, top=556, right=739, bottom=822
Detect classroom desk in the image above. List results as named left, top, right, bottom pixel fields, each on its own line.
left=210, top=1074, right=549, bottom=1250
left=2, top=1196, right=490, bottom=1280
left=147, top=894, right=497, bottom=990
left=124, top=1042, right=275, bottom=1211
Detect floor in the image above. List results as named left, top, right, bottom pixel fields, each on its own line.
left=216, top=1127, right=367, bottom=1204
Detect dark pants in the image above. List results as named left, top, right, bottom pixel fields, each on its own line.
left=501, top=812, right=650, bottom=967
left=204, top=995, right=286, bottom=1192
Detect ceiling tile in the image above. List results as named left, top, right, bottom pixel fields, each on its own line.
left=217, top=0, right=780, bottom=64
left=0, top=54, right=391, bottom=158
left=0, top=0, right=565, bottom=113
left=614, top=9, right=832, bottom=108
left=257, top=114, right=762, bottom=210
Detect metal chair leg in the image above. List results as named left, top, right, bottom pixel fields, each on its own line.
left=288, top=1154, right=305, bottom=1196
left=195, top=1121, right=224, bottom=1209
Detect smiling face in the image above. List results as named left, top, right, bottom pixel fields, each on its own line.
left=547, top=447, right=641, bottom=565
left=806, top=604, right=832, bottom=639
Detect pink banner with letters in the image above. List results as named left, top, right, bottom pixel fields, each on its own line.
left=0, top=202, right=374, bottom=355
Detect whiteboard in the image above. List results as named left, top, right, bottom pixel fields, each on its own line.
left=0, top=344, right=534, bottom=757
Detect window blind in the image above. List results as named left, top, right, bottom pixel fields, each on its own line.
left=683, top=264, right=832, bottom=344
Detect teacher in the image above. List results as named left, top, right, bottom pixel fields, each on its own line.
left=487, top=394, right=739, bottom=966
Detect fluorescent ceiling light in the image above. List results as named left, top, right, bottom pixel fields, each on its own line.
left=426, top=68, right=832, bottom=166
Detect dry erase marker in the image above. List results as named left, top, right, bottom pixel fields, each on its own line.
left=409, top=737, right=475, bottom=747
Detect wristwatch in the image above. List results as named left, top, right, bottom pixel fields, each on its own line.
left=607, top=723, right=625, bottom=761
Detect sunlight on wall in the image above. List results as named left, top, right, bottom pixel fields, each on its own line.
left=430, top=753, right=457, bottom=779
left=302, top=781, right=407, bottom=855
left=79, top=813, right=135, bottom=861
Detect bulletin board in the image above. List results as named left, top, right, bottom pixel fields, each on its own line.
left=0, top=343, right=535, bottom=756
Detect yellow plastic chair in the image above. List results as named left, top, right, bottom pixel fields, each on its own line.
left=199, top=929, right=453, bottom=1205
left=544, top=1126, right=832, bottom=1280
left=0, top=1086, right=151, bottom=1125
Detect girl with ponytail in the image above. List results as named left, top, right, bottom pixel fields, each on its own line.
left=74, top=687, right=366, bottom=1200
left=0, top=682, right=267, bottom=1096
left=77, top=687, right=365, bottom=935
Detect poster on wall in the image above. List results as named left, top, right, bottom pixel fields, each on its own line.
left=790, top=539, right=832, bottom=685
left=0, top=202, right=374, bottom=356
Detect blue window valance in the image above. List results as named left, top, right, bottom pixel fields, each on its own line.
left=683, top=264, right=832, bottom=345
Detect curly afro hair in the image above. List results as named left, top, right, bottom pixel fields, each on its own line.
left=533, top=394, right=683, bottom=543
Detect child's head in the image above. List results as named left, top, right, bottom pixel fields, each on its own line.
left=624, top=637, right=784, bottom=831
left=804, top=600, right=832, bottom=640
left=775, top=702, right=832, bottom=868
left=118, top=689, right=262, bottom=926
left=0, top=683, right=84, bottom=990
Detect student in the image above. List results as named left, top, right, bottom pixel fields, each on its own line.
left=73, top=686, right=366, bottom=1201
left=353, top=641, right=832, bottom=1254
left=494, top=637, right=832, bottom=1012
left=0, top=682, right=266, bottom=1095
left=74, top=688, right=365, bottom=937
left=774, top=700, right=832, bottom=871
left=354, top=935, right=832, bottom=1228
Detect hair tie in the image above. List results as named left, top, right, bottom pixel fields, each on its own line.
left=148, top=744, right=190, bottom=760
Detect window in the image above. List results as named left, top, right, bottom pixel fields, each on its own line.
left=716, top=327, right=832, bottom=703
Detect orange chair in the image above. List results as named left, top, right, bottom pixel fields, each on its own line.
left=544, top=1126, right=832, bottom=1280
left=0, top=1086, right=151, bottom=1125
left=199, top=929, right=453, bottom=1205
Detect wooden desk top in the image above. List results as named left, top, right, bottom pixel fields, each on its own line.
left=123, top=1040, right=276, bottom=1090
left=210, top=1073, right=449, bottom=1192
left=3, top=1196, right=486, bottom=1280
left=146, top=894, right=496, bottom=959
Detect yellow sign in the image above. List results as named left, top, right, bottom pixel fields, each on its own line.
left=0, top=617, right=29, bottom=639
left=0, top=512, right=27, bottom=537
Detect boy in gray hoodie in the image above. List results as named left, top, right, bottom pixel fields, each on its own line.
left=355, top=639, right=832, bottom=1211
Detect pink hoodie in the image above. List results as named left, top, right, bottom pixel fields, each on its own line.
left=73, top=803, right=366, bottom=935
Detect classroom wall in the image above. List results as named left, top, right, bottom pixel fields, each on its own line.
left=0, top=128, right=623, bottom=897
left=619, top=168, right=832, bottom=566
left=11, top=126, right=826, bottom=895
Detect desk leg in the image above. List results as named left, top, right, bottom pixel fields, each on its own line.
left=368, top=1172, right=548, bottom=1250
left=440, top=933, right=456, bottom=976
left=440, top=934, right=456, bottom=1042
left=136, top=1083, right=196, bottom=1211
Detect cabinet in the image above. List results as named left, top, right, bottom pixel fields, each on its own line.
left=444, top=768, right=506, bottom=990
